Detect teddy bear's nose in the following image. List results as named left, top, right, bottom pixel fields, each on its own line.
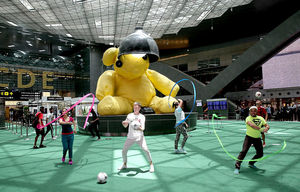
left=116, top=60, right=123, bottom=68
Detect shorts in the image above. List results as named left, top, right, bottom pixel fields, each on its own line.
left=35, top=128, right=45, bottom=136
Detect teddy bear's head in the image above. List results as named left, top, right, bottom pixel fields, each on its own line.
left=102, top=28, right=159, bottom=80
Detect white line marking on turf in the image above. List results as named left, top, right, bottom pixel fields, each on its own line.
left=271, top=132, right=292, bottom=135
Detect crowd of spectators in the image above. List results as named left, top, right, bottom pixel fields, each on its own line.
left=235, top=100, right=300, bottom=121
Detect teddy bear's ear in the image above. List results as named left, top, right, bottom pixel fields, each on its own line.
left=102, top=47, right=119, bottom=66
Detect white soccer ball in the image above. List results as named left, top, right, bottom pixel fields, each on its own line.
left=97, top=172, right=107, bottom=184
left=255, top=91, right=262, bottom=98
left=132, top=120, right=141, bottom=130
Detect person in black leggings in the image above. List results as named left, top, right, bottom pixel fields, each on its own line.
left=88, top=109, right=100, bottom=140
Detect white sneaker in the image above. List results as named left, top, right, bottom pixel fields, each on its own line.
left=149, top=164, right=154, bottom=173
left=234, top=168, right=240, bottom=175
left=174, top=149, right=180, bottom=153
left=179, top=148, right=187, bottom=154
left=118, top=164, right=127, bottom=170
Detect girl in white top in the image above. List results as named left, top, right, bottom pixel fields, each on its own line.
left=173, top=99, right=189, bottom=154
left=45, top=108, right=55, bottom=139
left=119, top=102, right=154, bottom=173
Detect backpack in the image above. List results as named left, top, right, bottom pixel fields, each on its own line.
left=32, top=116, right=39, bottom=128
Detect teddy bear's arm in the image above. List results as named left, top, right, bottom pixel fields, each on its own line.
left=145, top=69, right=179, bottom=97
left=96, top=70, right=115, bottom=100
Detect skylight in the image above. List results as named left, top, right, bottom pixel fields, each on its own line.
left=0, top=0, right=253, bottom=45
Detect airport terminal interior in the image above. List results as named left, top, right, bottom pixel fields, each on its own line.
left=0, top=0, right=300, bottom=191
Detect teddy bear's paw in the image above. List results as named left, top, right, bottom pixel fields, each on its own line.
left=98, top=96, right=132, bottom=115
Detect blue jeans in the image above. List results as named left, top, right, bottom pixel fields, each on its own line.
left=62, top=134, right=74, bottom=159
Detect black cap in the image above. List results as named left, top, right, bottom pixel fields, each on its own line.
left=118, top=27, right=159, bottom=63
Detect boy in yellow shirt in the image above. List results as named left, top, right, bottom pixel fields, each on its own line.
left=234, top=106, right=270, bottom=174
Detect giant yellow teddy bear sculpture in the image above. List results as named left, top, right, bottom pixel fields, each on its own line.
left=96, top=28, right=179, bottom=115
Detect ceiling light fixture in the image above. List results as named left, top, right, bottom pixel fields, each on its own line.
left=66, top=33, right=72, bottom=37
left=18, top=50, right=26, bottom=55
left=95, top=20, right=101, bottom=28
left=73, top=0, right=88, bottom=3
left=19, top=0, right=35, bottom=11
left=45, top=24, right=62, bottom=27
left=7, top=21, right=18, bottom=27
left=52, top=24, right=62, bottom=27
left=58, top=56, right=65, bottom=60
left=98, top=35, right=114, bottom=40
left=8, top=45, right=15, bottom=48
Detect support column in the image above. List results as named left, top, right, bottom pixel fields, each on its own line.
left=0, top=98, right=5, bottom=129
left=89, top=46, right=107, bottom=94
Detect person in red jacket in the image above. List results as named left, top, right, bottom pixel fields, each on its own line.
left=256, top=100, right=268, bottom=147
left=33, top=107, right=46, bottom=149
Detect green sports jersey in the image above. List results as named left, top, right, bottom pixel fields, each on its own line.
left=245, top=115, right=266, bottom=138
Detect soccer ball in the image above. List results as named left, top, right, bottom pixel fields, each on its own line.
left=97, top=172, right=107, bottom=184
left=255, top=91, right=262, bottom=98
left=132, top=120, right=141, bottom=130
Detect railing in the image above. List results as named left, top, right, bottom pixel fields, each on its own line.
left=5, top=119, right=60, bottom=140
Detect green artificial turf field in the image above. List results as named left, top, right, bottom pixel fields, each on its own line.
left=0, top=120, right=299, bottom=192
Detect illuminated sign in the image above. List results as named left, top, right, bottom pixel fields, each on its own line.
left=0, top=91, right=14, bottom=98
left=0, top=68, right=54, bottom=89
left=47, top=97, right=64, bottom=101
left=0, top=90, right=41, bottom=100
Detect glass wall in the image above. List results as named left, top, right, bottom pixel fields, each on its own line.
left=0, top=47, right=90, bottom=97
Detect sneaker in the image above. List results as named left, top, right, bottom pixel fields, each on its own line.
left=118, top=164, right=127, bottom=170
left=39, top=144, right=46, bottom=148
left=69, top=160, right=73, bottom=165
left=62, top=157, right=65, bottom=163
left=33, top=146, right=39, bottom=149
left=97, top=138, right=101, bottom=141
left=248, top=164, right=258, bottom=169
left=174, top=149, right=180, bottom=154
left=52, top=137, right=56, bottom=140
left=179, top=148, right=187, bottom=154
left=234, top=168, right=240, bottom=175
left=149, top=164, right=154, bottom=173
